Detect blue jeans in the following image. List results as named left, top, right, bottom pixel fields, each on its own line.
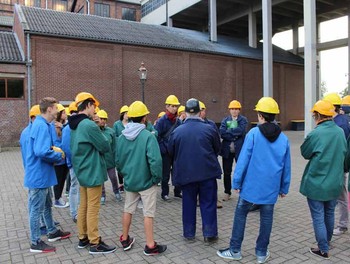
left=69, top=168, right=80, bottom=219
left=230, top=197, right=274, bottom=256
left=307, top=198, right=337, bottom=253
left=181, top=178, right=218, bottom=238
left=28, top=188, right=57, bottom=244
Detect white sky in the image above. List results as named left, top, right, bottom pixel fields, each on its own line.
left=272, top=16, right=348, bottom=94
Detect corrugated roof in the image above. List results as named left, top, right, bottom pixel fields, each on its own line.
left=0, top=32, right=24, bottom=63
left=16, top=5, right=303, bottom=65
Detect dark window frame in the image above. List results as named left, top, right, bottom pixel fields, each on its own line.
left=0, top=78, right=24, bottom=100
left=94, top=3, right=110, bottom=17
left=122, top=7, right=136, bottom=21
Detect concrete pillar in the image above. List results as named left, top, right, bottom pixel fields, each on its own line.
left=304, top=0, right=317, bottom=136
left=248, top=7, right=257, bottom=48
left=262, top=0, right=273, bottom=96
left=209, top=0, right=217, bottom=42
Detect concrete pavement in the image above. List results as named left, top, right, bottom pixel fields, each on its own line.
left=0, top=131, right=349, bottom=263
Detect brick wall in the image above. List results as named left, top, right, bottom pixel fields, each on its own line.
left=0, top=35, right=304, bottom=146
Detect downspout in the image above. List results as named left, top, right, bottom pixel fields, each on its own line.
left=26, top=33, right=32, bottom=115
left=87, top=0, right=90, bottom=14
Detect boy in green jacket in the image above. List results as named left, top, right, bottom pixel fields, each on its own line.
left=116, top=101, right=167, bottom=256
left=300, top=99, right=347, bottom=260
left=69, top=92, right=116, bottom=254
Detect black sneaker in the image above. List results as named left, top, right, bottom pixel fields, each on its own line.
left=143, top=242, right=167, bottom=256
left=120, top=235, right=135, bottom=251
left=174, top=193, right=182, bottom=198
left=89, top=239, right=116, bottom=254
left=161, top=195, right=171, bottom=201
left=30, top=240, right=56, bottom=253
left=78, top=237, right=90, bottom=249
left=47, top=229, right=71, bottom=242
left=309, top=248, right=329, bottom=259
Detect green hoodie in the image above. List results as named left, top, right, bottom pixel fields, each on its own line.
left=116, top=122, right=162, bottom=192
left=300, top=120, right=347, bottom=201
left=69, top=114, right=110, bottom=187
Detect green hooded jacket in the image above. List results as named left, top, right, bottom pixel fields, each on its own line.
left=100, top=126, right=116, bottom=169
left=300, top=120, right=347, bottom=201
left=69, top=114, right=110, bottom=187
left=116, top=123, right=162, bottom=192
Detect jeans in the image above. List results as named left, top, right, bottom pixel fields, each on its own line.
left=102, top=168, right=119, bottom=197
left=307, top=198, right=337, bottom=253
left=181, top=178, right=218, bottom=238
left=336, top=173, right=349, bottom=228
left=222, top=153, right=236, bottom=195
left=69, top=168, right=80, bottom=219
left=230, top=197, right=274, bottom=256
left=78, top=185, right=102, bottom=244
left=28, top=188, right=57, bottom=244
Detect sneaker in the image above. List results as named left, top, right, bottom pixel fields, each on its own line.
left=143, top=242, right=167, bottom=256
left=309, top=248, right=329, bottom=259
left=120, top=235, right=135, bottom=251
left=78, top=237, right=90, bottom=249
left=53, top=198, right=69, bottom=208
left=204, top=236, right=218, bottom=243
left=89, top=239, right=116, bottom=254
left=257, top=250, right=270, bottom=263
left=217, top=200, right=223, bottom=209
left=73, top=215, right=78, bottom=223
left=217, top=248, right=242, bottom=260
left=137, top=199, right=143, bottom=209
left=100, top=196, right=106, bottom=205
left=222, top=193, right=231, bottom=201
left=119, top=185, right=124, bottom=193
left=64, top=191, right=69, bottom=197
left=115, top=192, right=122, bottom=201
left=333, top=226, right=348, bottom=236
left=174, top=193, right=182, bottom=199
left=162, top=195, right=171, bottom=201
left=47, top=229, right=71, bottom=242
left=30, top=240, right=56, bottom=253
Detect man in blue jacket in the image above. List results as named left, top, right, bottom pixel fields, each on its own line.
left=219, top=100, right=248, bottom=201
left=168, top=98, right=222, bottom=243
left=24, top=97, right=71, bottom=253
left=217, top=97, right=291, bottom=264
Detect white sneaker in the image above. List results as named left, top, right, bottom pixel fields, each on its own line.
left=333, top=226, right=348, bottom=236
left=54, top=198, right=69, bottom=208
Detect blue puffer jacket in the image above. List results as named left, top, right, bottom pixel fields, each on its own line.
left=155, top=114, right=181, bottom=155
left=219, top=115, right=248, bottom=159
left=24, top=116, right=63, bottom=188
left=168, top=118, right=222, bottom=186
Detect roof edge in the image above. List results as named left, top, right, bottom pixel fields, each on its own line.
left=14, top=4, right=29, bottom=31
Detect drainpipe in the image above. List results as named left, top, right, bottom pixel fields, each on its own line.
left=86, top=0, right=90, bottom=14
left=26, top=33, right=32, bottom=116
left=45, top=0, right=47, bottom=9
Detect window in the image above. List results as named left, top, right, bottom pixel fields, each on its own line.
left=53, top=0, right=68, bottom=11
left=122, top=7, right=136, bottom=21
left=0, top=0, right=11, bottom=4
left=94, top=3, right=110, bottom=17
left=25, top=0, right=41, bottom=6
left=0, top=78, right=24, bottom=99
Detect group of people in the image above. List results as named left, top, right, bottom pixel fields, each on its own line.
left=20, top=91, right=350, bottom=263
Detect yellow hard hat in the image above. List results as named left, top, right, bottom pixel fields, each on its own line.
left=128, top=101, right=150, bottom=118
left=228, top=100, right=242, bottom=109
left=177, top=105, right=185, bottom=116
left=65, top=107, right=70, bottom=116
left=57, top=104, right=65, bottom=112
left=342, top=95, right=350, bottom=106
left=199, top=101, right=206, bottom=110
left=323, top=93, right=341, bottom=106
left=68, top=101, right=77, bottom=113
left=94, top=106, right=100, bottom=114
left=97, top=109, right=108, bottom=119
left=75, top=92, right=100, bottom=107
left=29, top=104, right=40, bottom=117
left=120, top=105, right=129, bottom=114
left=165, top=95, right=180, bottom=105
left=158, top=111, right=166, bottom=118
left=254, top=97, right=280, bottom=114
left=311, top=100, right=335, bottom=116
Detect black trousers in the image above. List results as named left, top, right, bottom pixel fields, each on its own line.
left=222, top=152, right=236, bottom=195
left=53, top=164, right=69, bottom=201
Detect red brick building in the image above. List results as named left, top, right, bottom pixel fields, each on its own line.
left=0, top=5, right=304, bottom=147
